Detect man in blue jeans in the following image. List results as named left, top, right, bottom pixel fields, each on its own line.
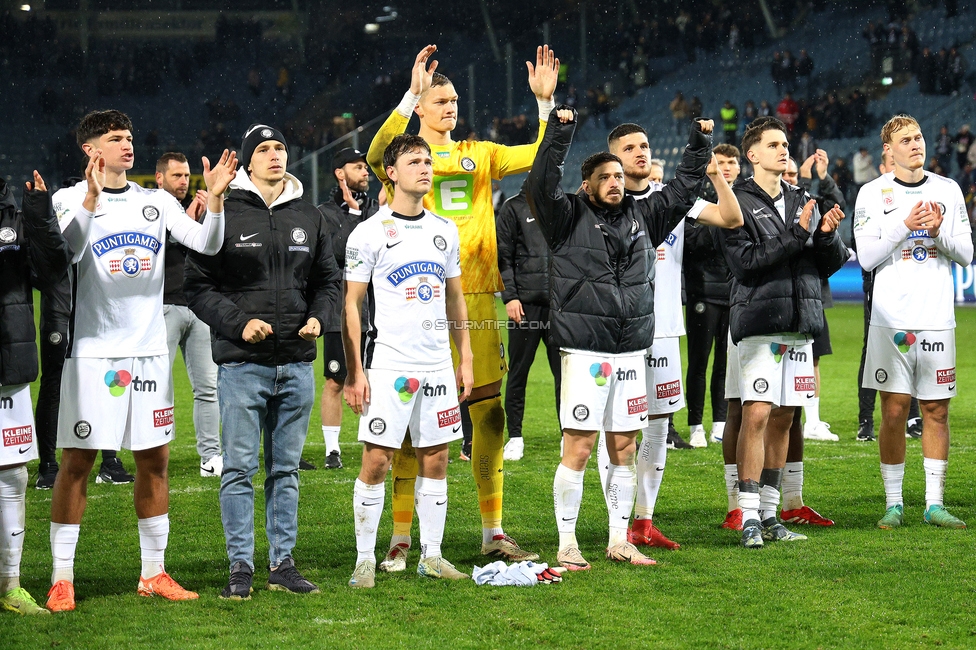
left=185, top=124, right=340, bottom=600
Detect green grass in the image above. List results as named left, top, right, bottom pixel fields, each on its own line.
left=8, top=303, right=976, bottom=649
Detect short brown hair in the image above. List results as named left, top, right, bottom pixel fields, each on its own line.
left=581, top=152, right=622, bottom=180
left=607, top=123, right=646, bottom=148
left=420, top=72, right=453, bottom=99
left=76, top=110, right=133, bottom=149
left=740, top=117, right=787, bottom=156
left=713, top=143, right=740, bottom=159
left=880, top=114, right=920, bottom=144
left=156, top=152, right=188, bottom=174
left=383, top=134, right=431, bottom=178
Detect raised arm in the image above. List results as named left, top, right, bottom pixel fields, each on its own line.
left=366, top=45, right=438, bottom=200
left=525, top=107, right=578, bottom=249
left=59, top=155, right=104, bottom=263
left=640, top=119, right=713, bottom=242
left=695, top=154, right=743, bottom=228
left=21, top=171, right=69, bottom=290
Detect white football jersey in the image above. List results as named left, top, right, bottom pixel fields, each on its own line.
left=54, top=181, right=222, bottom=358
left=853, top=171, right=972, bottom=330
left=345, top=206, right=461, bottom=370
left=632, top=188, right=706, bottom=338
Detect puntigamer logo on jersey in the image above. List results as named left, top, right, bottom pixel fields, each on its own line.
left=386, top=261, right=447, bottom=286
left=91, top=232, right=161, bottom=257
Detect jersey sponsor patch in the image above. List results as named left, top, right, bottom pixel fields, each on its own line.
left=437, top=406, right=461, bottom=428
left=386, top=261, right=447, bottom=286
left=405, top=281, right=440, bottom=302
left=656, top=248, right=666, bottom=261
left=936, top=368, right=956, bottom=385
left=153, top=407, right=174, bottom=428
left=627, top=395, right=648, bottom=414
left=142, top=205, right=160, bottom=222
left=109, top=250, right=152, bottom=277
left=92, top=231, right=162, bottom=257
left=382, top=219, right=399, bottom=239
left=655, top=381, right=680, bottom=399
left=795, top=376, right=816, bottom=392
left=2, top=425, right=32, bottom=446
left=432, top=174, right=474, bottom=217
left=882, top=188, right=894, bottom=206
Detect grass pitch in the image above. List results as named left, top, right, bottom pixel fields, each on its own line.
left=7, top=303, right=976, bottom=649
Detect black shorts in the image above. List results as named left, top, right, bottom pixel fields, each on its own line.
left=812, top=313, right=832, bottom=358
left=323, top=332, right=347, bottom=380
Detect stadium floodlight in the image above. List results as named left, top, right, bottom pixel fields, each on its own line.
left=20, top=4, right=31, bottom=10
left=364, top=23, right=379, bottom=34
left=881, top=77, right=893, bottom=86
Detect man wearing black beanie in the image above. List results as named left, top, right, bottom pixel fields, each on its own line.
left=185, top=123, right=341, bottom=600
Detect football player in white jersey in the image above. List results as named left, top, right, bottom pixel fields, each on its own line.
left=45, top=110, right=236, bottom=612
left=854, top=114, right=973, bottom=530
left=596, top=123, right=741, bottom=551
left=344, top=134, right=473, bottom=588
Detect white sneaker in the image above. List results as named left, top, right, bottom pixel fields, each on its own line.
left=503, top=437, right=524, bottom=461
left=709, top=421, right=725, bottom=444
left=803, top=421, right=838, bottom=441
left=688, top=425, right=707, bottom=448
left=200, top=455, right=223, bottom=477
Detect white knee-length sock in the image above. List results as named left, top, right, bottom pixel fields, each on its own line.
left=0, top=466, right=28, bottom=592
left=606, top=463, right=636, bottom=546
left=138, top=514, right=169, bottom=579
left=554, top=464, right=585, bottom=550
left=415, top=477, right=448, bottom=559
left=353, top=479, right=384, bottom=563
left=634, top=419, right=668, bottom=520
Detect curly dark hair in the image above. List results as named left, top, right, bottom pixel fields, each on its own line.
left=76, top=110, right=133, bottom=149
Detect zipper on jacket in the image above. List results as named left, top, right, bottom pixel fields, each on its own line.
left=269, top=208, right=281, bottom=360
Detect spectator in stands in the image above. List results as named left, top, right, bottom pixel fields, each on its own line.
left=863, top=20, right=883, bottom=73
left=670, top=92, right=690, bottom=134
left=947, top=47, right=966, bottom=94
left=934, top=125, right=953, bottom=174
left=918, top=48, right=937, bottom=95
left=781, top=50, right=797, bottom=94
left=771, top=52, right=784, bottom=95
left=954, top=124, right=974, bottom=171
left=832, top=157, right=853, bottom=205
left=852, top=147, right=878, bottom=192
left=720, top=100, right=738, bottom=145
left=776, top=93, right=799, bottom=135
left=796, top=50, right=814, bottom=98
left=927, top=157, right=948, bottom=177
left=757, top=100, right=772, bottom=118
left=743, top=100, right=757, bottom=122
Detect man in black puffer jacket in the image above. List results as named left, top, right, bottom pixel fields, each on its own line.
left=496, top=187, right=560, bottom=462
left=184, top=124, right=340, bottom=600
left=0, top=171, right=67, bottom=615
left=312, top=147, right=380, bottom=471
left=527, top=106, right=712, bottom=570
left=720, top=117, right=848, bottom=549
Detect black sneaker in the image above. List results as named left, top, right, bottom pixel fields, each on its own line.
left=267, top=557, right=320, bottom=594
left=906, top=418, right=922, bottom=439
left=667, top=424, right=693, bottom=450
left=856, top=420, right=875, bottom=442
left=298, top=458, right=317, bottom=471
left=220, top=561, right=254, bottom=601
left=324, top=450, right=342, bottom=470
left=96, top=457, right=135, bottom=484
left=740, top=519, right=764, bottom=548
left=460, top=439, right=472, bottom=461
left=36, top=461, right=59, bottom=490
left=760, top=517, right=807, bottom=542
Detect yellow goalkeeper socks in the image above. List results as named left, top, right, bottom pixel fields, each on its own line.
left=469, top=395, right=505, bottom=541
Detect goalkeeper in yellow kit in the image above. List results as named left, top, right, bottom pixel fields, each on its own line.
left=365, top=44, right=558, bottom=567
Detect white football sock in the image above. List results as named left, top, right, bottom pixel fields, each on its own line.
left=354, top=479, right=384, bottom=563
left=322, top=425, right=341, bottom=455
left=596, top=430, right=610, bottom=510
left=923, top=457, right=947, bottom=508
left=415, top=477, right=447, bottom=559
left=880, top=462, right=905, bottom=509
left=554, top=464, right=584, bottom=550
left=0, top=466, right=28, bottom=590
left=782, top=461, right=804, bottom=511
left=759, top=485, right=781, bottom=521
left=606, top=463, right=636, bottom=546
left=634, top=419, right=668, bottom=520
left=50, top=522, right=80, bottom=585
left=389, top=534, right=411, bottom=550
left=482, top=527, right=504, bottom=545
left=738, top=486, right=760, bottom=524
left=724, top=464, right=739, bottom=512
left=138, top=514, right=169, bottom=580
left=804, top=397, right=821, bottom=425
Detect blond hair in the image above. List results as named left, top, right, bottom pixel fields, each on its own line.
left=880, top=114, right=920, bottom=144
